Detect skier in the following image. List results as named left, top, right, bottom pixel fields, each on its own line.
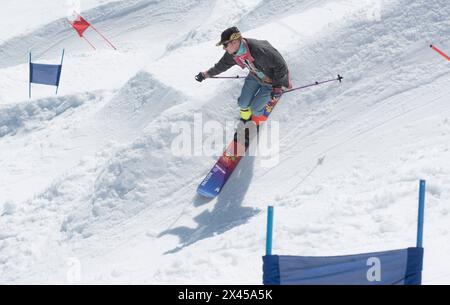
left=195, top=27, right=292, bottom=125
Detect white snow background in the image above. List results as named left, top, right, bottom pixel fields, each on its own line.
left=0, top=0, right=449, bottom=284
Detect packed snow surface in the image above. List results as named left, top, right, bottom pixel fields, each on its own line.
left=0, top=0, right=449, bottom=284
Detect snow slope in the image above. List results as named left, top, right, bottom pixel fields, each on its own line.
left=0, top=0, right=449, bottom=284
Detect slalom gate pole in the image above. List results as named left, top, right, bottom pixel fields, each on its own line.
left=90, top=24, right=117, bottom=50
left=416, top=180, right=426, bottom=248
left=266, top=206, right=274, bottom=256
left=82, top=36, right=97, bottom=50
left=29, top=52, right=32, bottom=99
left=430, top=44, right=450, bottom=61
left=56, top=49, right=65, bottom=95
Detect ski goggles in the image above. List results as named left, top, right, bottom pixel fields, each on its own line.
left=223, top=41, right=232, bottom=48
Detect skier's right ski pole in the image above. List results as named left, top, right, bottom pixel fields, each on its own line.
left=430, top=44, right=450, bottom=61
left=210, top=75, right=245, bottom=79
left=283, top=74, right=343, bottom=94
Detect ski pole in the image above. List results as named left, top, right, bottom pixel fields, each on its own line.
left=209, top=74, right=344, bottom=92
left=210, top=75, right=245, bottom=79
left=283, top=74, right=343, bottom=94
left=430, top=44, right=450, bottom=61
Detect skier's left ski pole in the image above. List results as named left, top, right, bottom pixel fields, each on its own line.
left=209, top=74, right=344, bottom=91
left=283, top=74, right=343, bottom=94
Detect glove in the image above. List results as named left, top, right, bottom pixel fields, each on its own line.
left=195, top=72, right=206, bottom=82
left=271, top=87, right=283, bottom=100
left=240, top=107, right=252, bottom=121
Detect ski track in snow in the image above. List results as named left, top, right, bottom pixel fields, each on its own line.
left=0, top=0, right=450, bottom=284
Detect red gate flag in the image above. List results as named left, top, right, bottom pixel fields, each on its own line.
left=71, top=15, right=91, bottom=37
left=68, top=12, right=117, bottom=50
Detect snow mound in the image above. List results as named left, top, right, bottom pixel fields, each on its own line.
left=0, top=93, right=95, bottom=137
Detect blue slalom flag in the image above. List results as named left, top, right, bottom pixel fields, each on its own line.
left=30, top=63, right=62, bottom=86
left=29, top=50, right=65, bottom=98
left=263, top=247, right=424, bottom=285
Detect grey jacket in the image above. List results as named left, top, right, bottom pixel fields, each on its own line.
left=207, top=38, right=290, bottom=88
